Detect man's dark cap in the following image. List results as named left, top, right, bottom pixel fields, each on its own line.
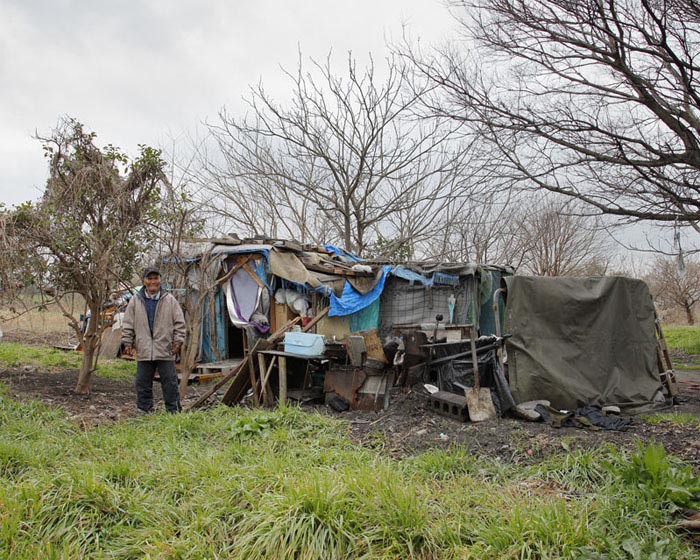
left=142, top=267, right=161, bottom=279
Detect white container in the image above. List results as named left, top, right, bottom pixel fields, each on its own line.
left=284, top=332, right=325, bottom=356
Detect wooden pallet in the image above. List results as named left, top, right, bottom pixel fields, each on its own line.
left=192, top=372, right=227, bottom=384
left=194, top=359, right=244, bottom=375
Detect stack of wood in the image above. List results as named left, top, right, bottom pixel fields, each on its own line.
left=188, top=307, right=329, bottom=410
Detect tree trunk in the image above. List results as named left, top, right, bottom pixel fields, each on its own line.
left=179, top=304, right=202, bottom=398
left=685, top=303, right=695, bottom=325
left=74, top=303, right=100, bottom=394
left=343, top=204, right=353, bottom=253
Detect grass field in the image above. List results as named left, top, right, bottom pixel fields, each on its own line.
left=0, top=396, right=698, bottom=559
left=0, top=308, right=699, bottom=556
left=0, top=342, right=135, bottom=381
left=663, top=325, right=700, bottom=355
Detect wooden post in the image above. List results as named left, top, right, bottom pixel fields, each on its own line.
left=248, top=344, right=260, bottom=406
left=257, top=352, right=267, bottom=404
left=260, top=355, right=277, bottom=407
left=279, top=356, right=288, bottom=406
left=301, top=306, right=330, bottom=333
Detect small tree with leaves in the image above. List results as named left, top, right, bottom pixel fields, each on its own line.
left=3, top=118, right=167, bottom=394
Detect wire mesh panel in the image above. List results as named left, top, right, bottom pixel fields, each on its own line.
left=378, top=276, right=477, bottom=338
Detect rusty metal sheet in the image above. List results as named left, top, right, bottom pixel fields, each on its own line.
left=324, top=366, right=366, bottom=408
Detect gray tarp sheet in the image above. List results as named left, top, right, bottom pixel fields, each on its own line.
left=504, top=276, right=664, bottom=412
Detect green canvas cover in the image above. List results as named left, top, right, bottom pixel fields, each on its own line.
left=504, top=276, right=664, bottom=412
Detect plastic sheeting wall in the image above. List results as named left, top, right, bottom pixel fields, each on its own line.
left=199, top=289, right=228, bottom=363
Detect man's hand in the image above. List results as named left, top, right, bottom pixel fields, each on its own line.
left=123, top=345, right=133, bottom=356
left=172, top=342, right=182, bottom=355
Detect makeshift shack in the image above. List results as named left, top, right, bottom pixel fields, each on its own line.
left=165, top=236, right=677, bottom=423
left=164, top=235, right=511, bottom=410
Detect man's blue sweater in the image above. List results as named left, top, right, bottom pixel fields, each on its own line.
left=140, top=288, right=160, bottom=335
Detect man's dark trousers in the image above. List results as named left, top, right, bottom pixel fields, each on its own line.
left=135, top=360, right=181, bottom=413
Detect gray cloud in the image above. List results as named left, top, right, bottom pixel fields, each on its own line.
left=0, top=0, right=453, bottom=205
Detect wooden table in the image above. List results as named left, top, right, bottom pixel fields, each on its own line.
left=256, top=350, right=326, bottom=406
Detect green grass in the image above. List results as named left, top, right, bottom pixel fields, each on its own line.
left=641, top=412, right=700, bottom=428
left=662, top=325, right=700, bottom=355
left=674, top=362, right=700, bottom=370
left=0, top=393, right=697, bottom=559
left=0, top=342, right=135, bottom=381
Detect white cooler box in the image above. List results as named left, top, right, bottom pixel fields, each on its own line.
left=284, top=332, right=325, bottom=356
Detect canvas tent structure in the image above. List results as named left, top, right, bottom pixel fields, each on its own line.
left=502, top=276, right=672, bottom=414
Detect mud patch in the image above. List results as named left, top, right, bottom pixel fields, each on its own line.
left=1, top=363, right=700, bottom=465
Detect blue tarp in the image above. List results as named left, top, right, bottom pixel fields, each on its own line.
left=389, top=265, right=433, bottom=286
left=324, top=244, right=363, bottom=262
left=329, top=265, right=392, bottom=317
left=432, top=272, right=461, bottom=286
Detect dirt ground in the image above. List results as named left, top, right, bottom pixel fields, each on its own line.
left=1, top=347, right=699, bottom=465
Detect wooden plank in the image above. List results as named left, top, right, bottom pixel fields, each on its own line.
left=188, top=359, right=248, bottom=410
left=259, top=355, right=277, bottom=406
left=189, top=317, right=304, bottom=410
left=215, top=290, right=227, bottom=359
left=279, top=356, right=287, bottom=406
left=248, top=335, right=260, bottom=405
left=273, top=302, right=296, bottom=334
left=209, top=294, right=218, bottom=360
left=355, top=328, right=387, bottom=363
left=256, top=352, right=267, bottom=406
left=194, top=359, right=244, bottom=374
left=242, top=262, right=266, bottom=289
left=195, top=372, right=225, bottom=383
left=220, top=360, right=253, bottom=406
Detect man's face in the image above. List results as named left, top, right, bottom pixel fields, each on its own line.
left=144, top=273, right=161, bottom=295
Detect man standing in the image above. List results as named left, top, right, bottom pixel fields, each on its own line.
left=122, top=267, right=186, bottom=413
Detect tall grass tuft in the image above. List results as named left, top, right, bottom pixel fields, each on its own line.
left=234, top=471, right=357, bottom=559
left=613, top=442, right=700, bottom=510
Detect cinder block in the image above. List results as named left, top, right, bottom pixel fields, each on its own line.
left=428, top=391, right=468, bottom=422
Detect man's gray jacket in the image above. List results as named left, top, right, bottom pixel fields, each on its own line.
left=121, top=289, right=186, bottom=361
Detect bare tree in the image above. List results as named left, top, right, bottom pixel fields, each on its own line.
left=646, top=256, right=700, bottom=324
left=515, top=199, right=611, bottom=276
left=420, top=190, right=529, bottom=267
left=406, top=0, right=700, bottom=234
left=417, top=192, right=609, bottom=274
left=204, top=53, right=474, bottom=255
left=0, top=118, right=167, bottom=394
left=198, top=135, right=330, bottom=243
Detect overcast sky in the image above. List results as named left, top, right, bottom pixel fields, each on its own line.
left=0, top=0, right=455, bottom=206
